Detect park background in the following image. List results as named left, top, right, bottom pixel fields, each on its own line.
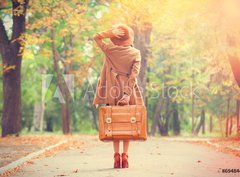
left=1, top=0, right=240, bottom=138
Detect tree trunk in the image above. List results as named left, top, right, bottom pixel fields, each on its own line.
left=225, top=98, right=230, bottom=137
left=191, top=86, right=195, bottom=134
left=46, top=118, right=53, bottom=132
left=227, top=36, right=240, bottom=136
left=151, top=66, right=171, bottom=136
left=229, top=116, right=233, bottom=135
left=202, top=110, right=205, bottom=134
left=164, top=98, right=170, bottom=135
left=0, top=0, right=29, bottom=137
left=227, top=35, right=240, bottom=86
left=51, top=29, right=71, bottom=134
left=228, top=56, right=240, bottom=87
left=225, top=117, right=229, bottom=137
left=158, top=97, right=170, bottom=136
left=237, top=100, right=240, bottom=136
left=194, top=109, right=205, bottom=135
left=87, top=94, right=98, bottom=131
left=61, top=102, right=71, bottom=134
left=158, top=115, right=169, bottom=136
left=157, top=115, right=168, bottom=136
left=33, top=68, right=46, bottom=131
left=219, top=114, right=224, bottom=137
left=151, top=94, right=164, bottom=136
left=209, top=115, right=213, bottom=133
left=33, top=102, right=45, bottom=131
left=173, top=104, right=180, bottom=135
left=133, top=23, right=152, bottom=104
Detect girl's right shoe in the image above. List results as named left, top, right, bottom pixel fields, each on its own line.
left=114, top=152, right=121, bottom=168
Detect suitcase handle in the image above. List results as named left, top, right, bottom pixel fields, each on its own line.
left=116, top=100, right=129, bottom=106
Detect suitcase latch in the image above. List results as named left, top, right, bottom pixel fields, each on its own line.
left=131, top=117, right=136, bottom=123
left=106, top=117, right=112, bottom=123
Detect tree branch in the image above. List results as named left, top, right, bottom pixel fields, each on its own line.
left=11, top=0, right=29, bottom=41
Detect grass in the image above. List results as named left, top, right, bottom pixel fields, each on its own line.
left=19, top=128, right=98, bottom=136
left=1, top=126, right=237, bottom=139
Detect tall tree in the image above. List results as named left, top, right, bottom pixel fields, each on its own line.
left=0, top=0, right=29, bottom=137
left=51, top=28, right=71, bottom=134
left=133, top=23, right=152, bottom=104
left=28, top=0, right=89, bottom=134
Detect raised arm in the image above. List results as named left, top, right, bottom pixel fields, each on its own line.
left=93, top=28, right=125, bottom=52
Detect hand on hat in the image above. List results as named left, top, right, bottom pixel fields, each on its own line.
left=112, top=28, right=125, bottom=38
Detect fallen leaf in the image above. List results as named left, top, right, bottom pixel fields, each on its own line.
left=73, top=169, right=78, bottom=173
left=27, top=160, right=34, bottom=164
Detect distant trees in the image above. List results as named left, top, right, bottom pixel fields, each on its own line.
left=27, top=0, right=90, bottom=134
left=0, top=0, right=239, bottom=137
left=99, top=0, right=240, bottom=137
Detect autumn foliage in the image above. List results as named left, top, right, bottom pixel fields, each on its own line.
left=0, top=0, right=240, bottom=137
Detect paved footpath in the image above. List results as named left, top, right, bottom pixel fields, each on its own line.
left=11, top=136, right=240, bottom=177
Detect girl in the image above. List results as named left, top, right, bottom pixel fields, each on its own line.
left=93, top=24, right=144, bottom=168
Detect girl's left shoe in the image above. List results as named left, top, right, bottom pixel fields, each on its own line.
left=121, top=153, right=129, bottom=168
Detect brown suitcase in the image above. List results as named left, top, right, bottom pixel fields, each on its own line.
left=98, top=104, right=147, bottom=141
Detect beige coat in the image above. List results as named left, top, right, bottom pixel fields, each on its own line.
left=93, top=41, right=144, bottom=107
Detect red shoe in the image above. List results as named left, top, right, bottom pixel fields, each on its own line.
left=114, top=152, right=121, bottom=168
left=121, top=153, right=129, bottom=168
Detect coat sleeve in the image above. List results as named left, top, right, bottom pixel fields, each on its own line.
left=93, top=32, right=111, bottom=53
left=123, top=50, right=141, bottom=96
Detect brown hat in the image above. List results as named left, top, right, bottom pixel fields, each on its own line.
left=110, top=24, right=134, bottom=46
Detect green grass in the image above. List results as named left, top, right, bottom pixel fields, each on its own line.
left=19, top=127, right=98, bottom=136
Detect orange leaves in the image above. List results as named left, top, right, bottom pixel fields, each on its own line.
left=62, top=59, right=73, bottom=66
left=191, top=137, right=240, bottom=158
left=13, top=5, right=24, bottom=16
left=0, top=0, right=7, bottom=8
left=15, top=0, right=25, bottom=3
left=103, top=0, right=159, bottom=29
left=70, top=61, right=94, bottom=87
left=13, top=0, right=27, bottom=16
left=2, top=63, right=16, bottom=74
left=11, top=33, right=27, bottom=56
left=28, top=16, right=56, bottom=29
left=60, top=29, right=68, bottom=37
left=28, top=0, right=86, bottom=30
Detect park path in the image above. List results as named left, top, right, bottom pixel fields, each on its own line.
left=11, top=136, right=240, bottom=177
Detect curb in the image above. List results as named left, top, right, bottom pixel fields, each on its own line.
left=206, top=140, right=240, bottom=151
left=0, top=140, right=68, bottom=176
left=162, top=137, right=240, bottom=152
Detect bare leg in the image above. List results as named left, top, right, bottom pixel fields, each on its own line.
left=113, top=140, right=120, bottom=168
left=113, top=140, right=120, bottom=153
left=123, top=140, right=130, bottom=154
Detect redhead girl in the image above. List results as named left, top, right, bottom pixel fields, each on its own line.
left=93, top=24, right=144, bottom=168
